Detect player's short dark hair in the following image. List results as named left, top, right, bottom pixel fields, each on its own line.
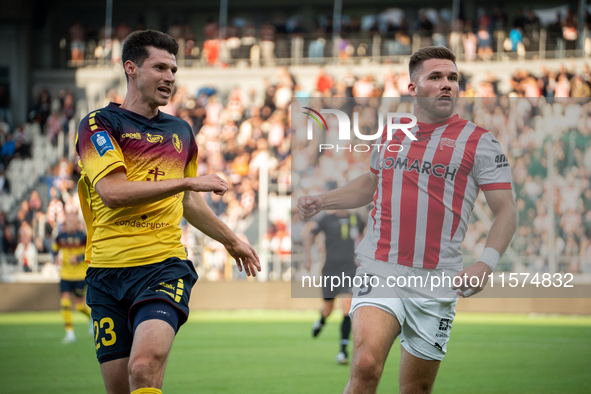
left=409, top=46, right=456, bottom=80
left=121, top=30, right=179, bottom=77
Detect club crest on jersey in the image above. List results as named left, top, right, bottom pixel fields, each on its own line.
left=439, top=137, right=456, bottom=150
left=172, top=134, right=182, bottom=153
left=147, top=133, right=163, bottom=143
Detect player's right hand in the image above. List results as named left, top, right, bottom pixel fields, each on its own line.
left=192, top=174, right=229, bottom=196
left=298, top=195, right=323, bottom=220
left=224, top=238, right=262, bottom=277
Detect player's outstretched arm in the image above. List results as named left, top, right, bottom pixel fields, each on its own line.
left=182, top=190, right=261, bottom=277
left=453, top=189, right=517, bottom=297
left=297, top=171, right=378, bottom=220
left=94, top=168, right=229, bottom=209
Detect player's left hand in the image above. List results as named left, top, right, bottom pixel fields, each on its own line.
left=452, top=261, right=492, bottom=298
left=224, top=238, right=262, bottom=277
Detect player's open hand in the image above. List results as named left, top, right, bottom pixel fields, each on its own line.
left=192, top=174, right=229, bottom=196
left=298, top=196, right=323, bottom=220
left=452, top=261, right=492, bottom=298
left=224, top=238, right=262, bottom=277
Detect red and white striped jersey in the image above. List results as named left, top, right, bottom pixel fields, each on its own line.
left=356, top=114, right=512, bottom=270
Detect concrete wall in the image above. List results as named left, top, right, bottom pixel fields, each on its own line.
left=1, top=281, right=590, bottom=314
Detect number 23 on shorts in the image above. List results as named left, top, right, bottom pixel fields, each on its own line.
left=93, top=317, right=117, bottom=350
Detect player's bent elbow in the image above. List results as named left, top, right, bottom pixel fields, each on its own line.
left=96, top=190, right=123, bottom=209
left=100, top=196, right=120, bottom=209
left=95, top=179, right=127, bottom=209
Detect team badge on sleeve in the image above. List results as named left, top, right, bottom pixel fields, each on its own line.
left=91, top=131, right=115, bottom=157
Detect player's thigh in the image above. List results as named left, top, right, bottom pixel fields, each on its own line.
left=86, top=283, right=134, bottom=363
left=350, top=305, right=401, bottom=369
left=130, top=318, right=175, bottom=363
left=128, top=319, right=176, bottom=389
left=399, top=346, right=440, bottom=394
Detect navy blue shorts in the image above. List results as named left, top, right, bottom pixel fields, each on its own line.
left=85, top=258, right=198, bottom=363
left=60, top=279, right=86, bottom=297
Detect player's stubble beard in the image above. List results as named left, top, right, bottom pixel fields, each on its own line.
left=137, top=69, right=172, bottom=109
left=415, top=94, right=457, bottom=123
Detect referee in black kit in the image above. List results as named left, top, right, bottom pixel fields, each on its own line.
left=303, top=182, right=365, bottom=365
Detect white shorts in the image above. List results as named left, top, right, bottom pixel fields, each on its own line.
left=350, top=256, right=459, bottom=361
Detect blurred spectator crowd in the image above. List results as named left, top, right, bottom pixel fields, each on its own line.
left=62, top=7, right=591, bottom=67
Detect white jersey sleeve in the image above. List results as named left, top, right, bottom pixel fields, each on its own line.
left=369, top=141, right=382, bottom=174
left=472, top=131, right=512, bottom=190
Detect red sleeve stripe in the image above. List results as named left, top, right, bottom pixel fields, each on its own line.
left=370, top=167, right=379, bottom=174
left=480, top=183, right=512, bottom=191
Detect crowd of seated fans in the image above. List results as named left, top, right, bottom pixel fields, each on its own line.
left=1, top=62, right=590, bottom=279
left=63, top=8, right=591, bottom=67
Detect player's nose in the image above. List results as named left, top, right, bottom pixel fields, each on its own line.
left=164, top=69, right=175, bottom=83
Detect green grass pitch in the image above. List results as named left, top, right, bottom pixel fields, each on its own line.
left=0, top=310, right=590, bottom=393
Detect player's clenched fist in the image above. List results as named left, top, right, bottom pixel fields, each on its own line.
left=192, top=174, right=229, bottom=195
left=298, top=195, right=323, bottom=220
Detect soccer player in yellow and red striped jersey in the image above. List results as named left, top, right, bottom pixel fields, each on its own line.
left=53, top=212, right=92, bottom=343
left=76, top=30, right=260, bottom=394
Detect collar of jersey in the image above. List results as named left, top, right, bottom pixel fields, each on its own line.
left=108, top=102, right=163, bottom=123
left=416, top=114, right=460, bottom=132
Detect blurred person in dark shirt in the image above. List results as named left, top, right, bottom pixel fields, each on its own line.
left=303, top=182, right=365, bottom=365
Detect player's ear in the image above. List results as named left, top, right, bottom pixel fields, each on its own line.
left=408, top=81, right=417, bottom=97
left=124, top=60, right=137, bottom=79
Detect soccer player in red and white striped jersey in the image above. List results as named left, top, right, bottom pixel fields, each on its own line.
left=298, top=47, right=517, bottom=393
